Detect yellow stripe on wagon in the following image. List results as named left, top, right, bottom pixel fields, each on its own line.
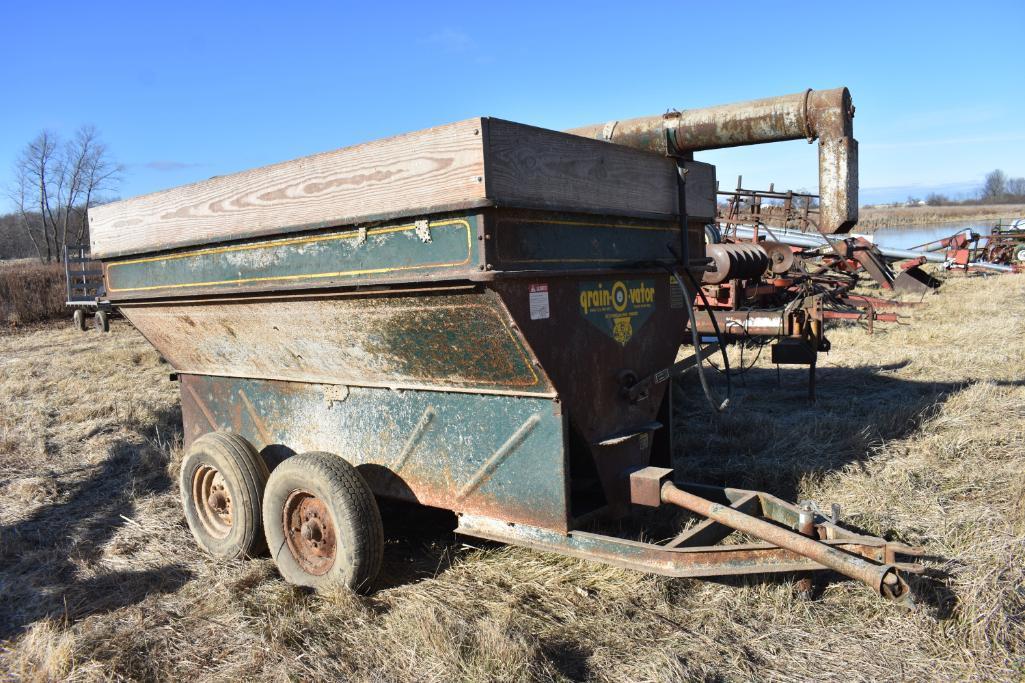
left=106, top=219, right=474, bottom=293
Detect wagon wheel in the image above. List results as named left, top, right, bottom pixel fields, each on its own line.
left=1015, top=245, right=1025, bottom=263
left=263, top=451, right=383, bottom=592
left=180, top=432, right=270, bottom=559
left=73, top=309, right=87, bottom=331
left=94, top=310, right=109, bottom=333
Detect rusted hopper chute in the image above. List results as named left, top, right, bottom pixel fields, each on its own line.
left=566, top=87, right=858, bottom=235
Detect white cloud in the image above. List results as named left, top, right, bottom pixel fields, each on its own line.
left=138, top=160, right=206, bottom=172
left=422, top=28, right=475, bottom=53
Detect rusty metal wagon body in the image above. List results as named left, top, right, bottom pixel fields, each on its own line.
left=86, top=88, right=920, bottom=600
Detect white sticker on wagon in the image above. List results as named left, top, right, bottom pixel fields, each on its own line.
left=529, top=283, right=550, bottom=320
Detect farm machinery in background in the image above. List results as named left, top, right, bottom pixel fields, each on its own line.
left=684, top=181, right=923, bottom=398
left=688, top=177, right=1023, bottom=396
left=901, top=220, right=1025, bottom=274
left=717, top=178, right=943, bottom=295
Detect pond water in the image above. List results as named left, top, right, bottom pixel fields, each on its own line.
left=862, top=219, right=1010, bottom=250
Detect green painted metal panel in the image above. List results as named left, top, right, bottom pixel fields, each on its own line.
left=123, top=289, right=553, bottom=395
left=181, top=374, right=570, bottom=531
left=105, top=216, right=477, bottom=294
left=493, top=215, right=679, bottom=268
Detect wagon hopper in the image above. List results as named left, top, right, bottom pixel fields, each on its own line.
left=88, top=90, right=921, bottom=600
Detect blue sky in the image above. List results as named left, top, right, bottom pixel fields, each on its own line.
left=2, top=1, right=1023, bottom=208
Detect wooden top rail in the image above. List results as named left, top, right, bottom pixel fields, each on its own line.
left=88, top=118, right=681, bottom=259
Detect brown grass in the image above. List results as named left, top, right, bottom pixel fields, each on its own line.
left=0, top=260, right=67, bottom=326
left=0, top=273, right=1023, bottom=681
left=858, top=204, right=1025, bottom=231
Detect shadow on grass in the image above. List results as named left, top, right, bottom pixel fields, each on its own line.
left=667, top=362, right=975, bottom=615
left=672, top=363, right=971, bottom=501
left=0, top=406, right=191, bottom=641
left=375, top=500, right=458, bottom=591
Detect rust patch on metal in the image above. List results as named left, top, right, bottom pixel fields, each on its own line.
left=183, top=381, right=219, bottom=430
left=192, top=464, right=232, bottom=539
left=283, top=490, right=337, bottom=576
left=122, top=290, right=551, bottom=395
left=660, top=482, right=910, bottom=601
left=238, top=388, right=274, bottom=446
left=566, top=87, right=858, bottom=233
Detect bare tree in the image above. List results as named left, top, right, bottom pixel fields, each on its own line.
left=1006, top=177, right=1025, bottom=198
left=12, top=131, right=58, bottom=261
left=9, top=126, right=121, bottom=262
left=981, top=169, right=1007, bottom=201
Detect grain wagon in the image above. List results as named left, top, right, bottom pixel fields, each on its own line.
left=87, top=87, right=921, bottom=602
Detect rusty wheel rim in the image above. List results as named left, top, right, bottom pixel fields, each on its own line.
left=192, top=465, right=233, bottom=539
left=282, top=490, right=337, bottom=576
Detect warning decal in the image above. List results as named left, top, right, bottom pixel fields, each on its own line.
left=669, top=276, right=684, bottom=309
left=529, top=283, right=550, bottom=320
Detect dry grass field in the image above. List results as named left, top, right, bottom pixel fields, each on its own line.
left=858, top=204, right=1025, bottom=230
left=0, top=261, right=66, bottom=325
left=0, top=273, right=1023, bottom=681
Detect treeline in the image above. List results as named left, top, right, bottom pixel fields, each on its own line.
left=0, top=209, right=98, bottom=260
left=913, top=169, right=1025, bottom=207
left=0, top=212, right=44, bottom=260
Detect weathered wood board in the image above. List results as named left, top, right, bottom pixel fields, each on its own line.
left=481, top=119, right=677, bottom=218
left=89, top=118, right=680, bottom=258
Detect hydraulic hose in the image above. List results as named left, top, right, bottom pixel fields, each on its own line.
left=664, top=259, right=731, bottom=413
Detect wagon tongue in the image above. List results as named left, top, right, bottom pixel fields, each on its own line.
left=629, top=467, right=923, bottom=604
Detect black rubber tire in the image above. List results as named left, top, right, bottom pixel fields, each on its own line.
left=704, top=223, right=722, bottom=244
left=180, top=432, right=270, bottom=560
left=94, top=310, right=109, bottom=333
left=73, top=309, right=87, bottom=331
left=263, top=452, right=383, bottom=592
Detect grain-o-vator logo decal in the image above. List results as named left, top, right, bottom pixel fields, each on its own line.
left=579, top=280, right=656, bottom=345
